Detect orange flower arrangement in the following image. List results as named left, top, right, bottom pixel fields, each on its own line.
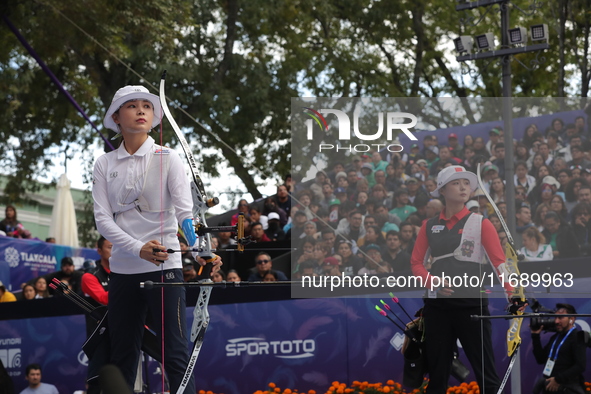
left=207, top=380, right=591, bottom=394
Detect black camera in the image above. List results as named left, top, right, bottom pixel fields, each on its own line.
left=529, top=299, right=556, bottom=332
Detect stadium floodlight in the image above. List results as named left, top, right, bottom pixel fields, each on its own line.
left=530, top=24, right=549, bottom=41
left=475, top=33, right=496, bottom=51
left=454, top=36, right=473, bottom=54
left=508, top=27, right=527, bottom=45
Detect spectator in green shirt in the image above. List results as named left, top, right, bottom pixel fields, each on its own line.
left=389, top=189, right=417, bottom=222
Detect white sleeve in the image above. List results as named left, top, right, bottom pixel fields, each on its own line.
left=92, top=156, right=144, bottom=257
left=166, top=151, right=193, bottom=224
left=543, top=244, right=554, bottom=261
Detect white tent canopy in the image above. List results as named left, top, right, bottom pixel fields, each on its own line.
left=48, top=173, right=79, bottom=247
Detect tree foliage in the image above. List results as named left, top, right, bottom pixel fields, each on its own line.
left=2, top=0, right=591, bottom=234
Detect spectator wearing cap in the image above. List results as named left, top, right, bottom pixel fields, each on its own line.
left=389, top=189, right=417, bottom=223
left=358, top=244, right=392, bottom=275
left=334, top=186, right=349, bottom=205
left=360, top=162, right=376, bottom=188
left=405, top=176, right=429, bottom=205
left=485, top=127, right=502, bottom=155
left=448, top=133, right=462, bottom=158
left=382, top=230, right=411, bottom=272
left=0, top=281, right=16, bottom=302
left=480, top=162, right=499, bottom=193
left=248, top=253, right=288, bottom=281
left=265, top=212, right=285, bottom=241
left=321, top=256, right=341, bottom=276
left=466, top=200, right=480, bottom=214
left=327, top=198, right=341, bottom=225
left=42, top=256, right=83, bottom=296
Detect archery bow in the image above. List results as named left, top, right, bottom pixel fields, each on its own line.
left=476, top=164, right=526, bottom=394
left=159, top=71, right=244, bottom=394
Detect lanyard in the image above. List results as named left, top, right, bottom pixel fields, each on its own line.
left=549, top=327, right=576, bottom=361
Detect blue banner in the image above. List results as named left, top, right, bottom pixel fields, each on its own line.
left=0, top=237, right=99, bottom=291
left=2, top=295, right=591, bottom=394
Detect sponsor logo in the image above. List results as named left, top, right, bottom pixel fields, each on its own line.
left=18, top=252, right=57, bottom=265
left=431, top=225, right=445, bottom=233
left=389, top=332, right=405, bottom=351
left=78, top=351, right=88, bottom=366
left=5, top=247, right=19, bottom=268
left=0, top=348, right=21, bottom=369
left=225, top=337, right=316, bottom=359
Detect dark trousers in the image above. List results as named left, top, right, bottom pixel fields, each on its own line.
left=424, top=304, right=501, bottom=394
left=108, top=269, right=195, bottom=394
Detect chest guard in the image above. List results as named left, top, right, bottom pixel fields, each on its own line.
left=112, top=146, right=174, bottom=220
left=429, top=213, right=486, bottom=265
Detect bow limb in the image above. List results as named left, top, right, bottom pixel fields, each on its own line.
left=159, top=71, right=214, bottom=394
left=476, top=164, right=525, bottom=394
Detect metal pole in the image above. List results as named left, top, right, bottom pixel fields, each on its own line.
left=500, top=5, right=521, bottom=393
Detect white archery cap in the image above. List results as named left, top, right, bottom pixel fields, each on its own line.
left=103, top=85, right=162, bottom=132
left=431, top=165, right=478, bottom=197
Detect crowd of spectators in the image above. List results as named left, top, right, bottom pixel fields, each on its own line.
left=285, top=115, right=591, bottom=278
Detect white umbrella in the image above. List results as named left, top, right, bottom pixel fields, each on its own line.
left=49, top=173, right=79, bottom=247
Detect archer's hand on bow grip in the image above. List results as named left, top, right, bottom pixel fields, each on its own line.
left=506, top=297, right=528, bottom=315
